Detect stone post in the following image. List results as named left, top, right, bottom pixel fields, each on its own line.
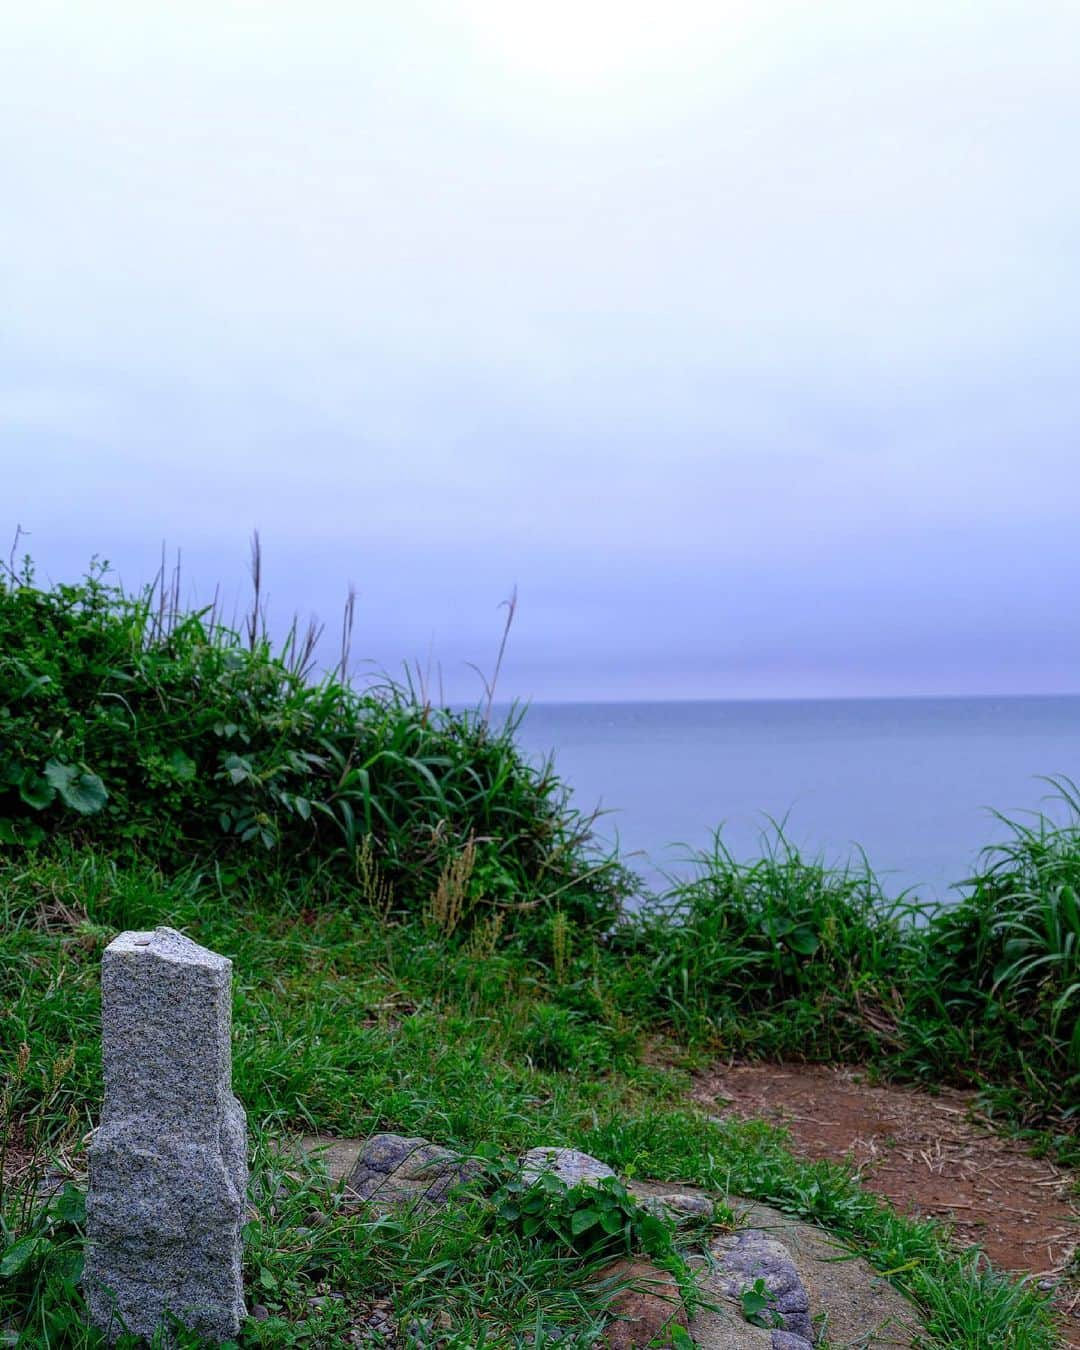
left=84, top=927, right=247, bottom=1343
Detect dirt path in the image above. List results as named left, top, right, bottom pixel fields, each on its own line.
left=693, top=1063, right=1079, bottom=1342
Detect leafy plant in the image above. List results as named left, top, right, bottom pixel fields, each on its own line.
left=739, top=1276, right=781, bottom=1328
left=493, top=1171, right=677, bottom=1264
left=0, top=1183, right=92, bottom=1344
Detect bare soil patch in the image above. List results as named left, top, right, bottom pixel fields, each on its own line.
left=693, top=1063, right=1079, bottom=1341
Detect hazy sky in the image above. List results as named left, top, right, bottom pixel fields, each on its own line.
left=4, top=1, right=1079, bottom=701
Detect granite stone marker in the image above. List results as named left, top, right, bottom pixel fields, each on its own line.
left=84, top=927, right=247, bottom=1342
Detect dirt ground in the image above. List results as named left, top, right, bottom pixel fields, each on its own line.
left=693, top=1062, right=1079, bottom=1342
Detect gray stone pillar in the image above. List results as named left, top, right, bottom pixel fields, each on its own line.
left=84, top=927, right=247, bottom=1343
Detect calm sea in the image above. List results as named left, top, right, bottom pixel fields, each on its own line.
left=511, top=697, right=1080, bottom=901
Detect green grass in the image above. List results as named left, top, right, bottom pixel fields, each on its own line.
left=0, top=854, right=1063, bottom=1347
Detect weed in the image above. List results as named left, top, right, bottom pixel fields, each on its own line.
left=739, top=1276, right=781, bottom=1328
left=492, top=1170, right=677, bottom=1265
left=426, top=837, right=478, bottom=938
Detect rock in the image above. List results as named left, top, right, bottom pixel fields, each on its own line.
left=630, top=1189, right=714, bottom=1225
left=592, top=1258, right=688, bottom=1349
left=734, top=1199, right=918, bottom=1346
left=84, top=927, right=247, bottom=1344
left=683, top=1299, right=782, bottom=1349
left=284, top=1140, right=923, bottom=1347
left=343, top=1133, right=482, bottom=1210
left=520, top=1147, right=616, bottom=1187
left=363, top=1300, right=396, bottom=1338
left=686, top=1196, right=920, bottom=1348
left=299, top=1135, right=368, bottom=1184
left=708, top=1229, right=814, bottom=1342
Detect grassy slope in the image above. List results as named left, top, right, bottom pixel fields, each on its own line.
left=0, top=855, right=1061, bottom=1348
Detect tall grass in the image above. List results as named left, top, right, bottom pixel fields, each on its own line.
left=895, top=783, right=1080, bottom=1117
left=615, top=830, right=913, bottom=1059
left=606, top=802, right=1080, bottom=1130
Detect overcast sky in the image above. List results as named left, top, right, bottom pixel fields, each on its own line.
left=4, top=1, right=1079, bottom=701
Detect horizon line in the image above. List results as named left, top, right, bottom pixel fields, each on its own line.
left=487, top=690, right=1080, bottom=709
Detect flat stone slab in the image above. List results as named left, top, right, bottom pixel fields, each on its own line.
left=740, top=1199, right=918, bottom=1346
left=298, top=1135, right=366, bottom=1183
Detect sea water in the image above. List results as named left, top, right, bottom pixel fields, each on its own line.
left=512, top=696, right=1080, bottom=901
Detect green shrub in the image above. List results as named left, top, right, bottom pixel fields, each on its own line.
left=0, top=558, right=630, bottom=937
left=609, top=808, right=1080, bottom=1128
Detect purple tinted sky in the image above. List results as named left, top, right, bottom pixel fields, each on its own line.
left=4, top=2, right=1080, bottom=702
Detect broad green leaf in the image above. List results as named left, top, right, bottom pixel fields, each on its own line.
left=570, top=1208, right=600, bottom=1236
left=18, top=771, right=55, bottom=810
left=636, top=1215, right=671, bottom=1250
left=223, top=754, right=249, bottom=785
left=787, top=927, right=820, bottom=956
left=166, top=749, right=197, bottom=782
left=0, top=1233, right=47, bottom=1278
left=44, top=761, right=108, bottom=815
left=51, top=1184, right=86, bottom=1226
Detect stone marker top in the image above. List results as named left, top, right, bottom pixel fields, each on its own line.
left=105, top=925, right=232, bottom=971
left=100, top=925, right=237, bottom=1128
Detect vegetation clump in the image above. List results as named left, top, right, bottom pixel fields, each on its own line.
left=0, top=555, right=630, bottom=939
left=615, top=819, right=1080, bottom=1128
left=492, top=1170, right=680, bottom=1265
